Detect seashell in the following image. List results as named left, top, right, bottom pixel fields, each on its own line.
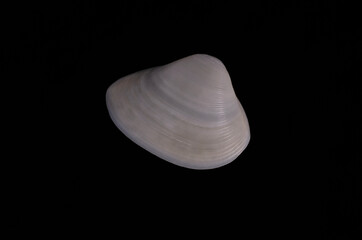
left=106, top=54, right=250, bottom=169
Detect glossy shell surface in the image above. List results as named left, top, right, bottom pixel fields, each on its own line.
left=106, top=54, right=250, bottom=169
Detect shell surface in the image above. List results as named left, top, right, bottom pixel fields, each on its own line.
left=106, top=54, right=250, bottom=169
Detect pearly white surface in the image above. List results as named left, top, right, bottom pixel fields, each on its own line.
left=106, top=54, right=250, bottom=169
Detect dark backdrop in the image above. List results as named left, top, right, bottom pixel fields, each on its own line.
left=36, top=1, right=361, bottom=238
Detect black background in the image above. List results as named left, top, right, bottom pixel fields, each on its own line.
left=32, top=0, right=362, bottom=238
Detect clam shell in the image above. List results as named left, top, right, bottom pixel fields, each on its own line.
left=106, top=54, right=250, bottom=169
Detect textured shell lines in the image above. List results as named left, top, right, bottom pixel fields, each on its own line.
left=106, top=54, right=250, bottom=169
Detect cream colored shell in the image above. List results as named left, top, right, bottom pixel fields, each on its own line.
left=106, top=54, right=250, bottom=169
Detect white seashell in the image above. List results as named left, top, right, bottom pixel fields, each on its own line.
left=106, top=54, right=250, bottom=169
